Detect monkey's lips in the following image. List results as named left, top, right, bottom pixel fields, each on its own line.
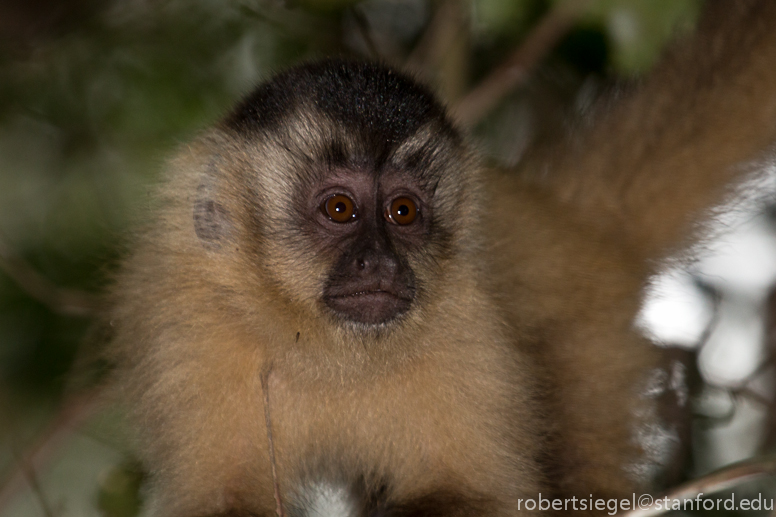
left=324, top=288, right=413, bottom=325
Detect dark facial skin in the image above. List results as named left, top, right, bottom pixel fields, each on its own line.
left=311, top=168, right=427, bottom=326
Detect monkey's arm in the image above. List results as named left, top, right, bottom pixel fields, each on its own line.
left=540, top=0, right=776, bottom=263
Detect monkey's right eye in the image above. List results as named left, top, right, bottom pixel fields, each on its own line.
left=323, top=194, right=356, bottom=223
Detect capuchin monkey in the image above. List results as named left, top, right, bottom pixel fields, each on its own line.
left=108, top=1, right=776, bottom=515
left=109, top=60, right=541, bottom=516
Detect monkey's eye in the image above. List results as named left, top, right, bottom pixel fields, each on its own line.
left=386, top=197, right=418, bottom=225
left=323, top=194, right=356, bottom=223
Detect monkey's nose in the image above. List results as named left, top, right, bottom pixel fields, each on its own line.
left=353, top=249, right=398, bottom=276
left=354, top=250, right=378, bottom=272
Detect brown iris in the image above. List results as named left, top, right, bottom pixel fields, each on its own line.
left=387, top=197, right=418, bottom=225
left=324, top=194, right=356, bottom=222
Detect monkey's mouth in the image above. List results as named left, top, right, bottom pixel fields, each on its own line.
left=324, top=287, right=414, bottom=325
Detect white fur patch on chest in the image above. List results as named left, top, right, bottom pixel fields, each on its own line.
left=291, top=481, right=359, bottom=517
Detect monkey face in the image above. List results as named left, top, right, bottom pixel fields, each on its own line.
left=192, top=60, right=482, bottom=333
left=251, top=131, right=467, bottom=331
left=312, top=168, right=421, bottom=325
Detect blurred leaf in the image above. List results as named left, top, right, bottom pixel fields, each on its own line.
left=96, top=462, right=144, bottom=517
left=472, top=0, right=542, bottom=37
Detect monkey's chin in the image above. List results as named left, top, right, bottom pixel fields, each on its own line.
left=324, top=291, right=412, bottom=326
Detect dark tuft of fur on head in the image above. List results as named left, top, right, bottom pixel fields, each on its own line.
left=223, top=59, right=457, bottom=148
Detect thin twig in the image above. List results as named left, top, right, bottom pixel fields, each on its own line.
left=453, top=0, right=589, bottom=126
left=0, top=389, right=103, bottom=512
left=733, top=386, right=771, bottom=407
left=623, top=456, right=776, bottom=517
left=0, top=234, right=100, bottom=317
left=261, top=365, right=285, bottom=517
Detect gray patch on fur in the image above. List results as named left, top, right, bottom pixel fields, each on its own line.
left=642, top=368, right=668, bottom=398
left=193, top=166, right=233, bottom=248
left=627, top=378, right=682, bottom=485
left=625, top=418, right=681, bottom=484
left=670, top=361, right=688, bottom=407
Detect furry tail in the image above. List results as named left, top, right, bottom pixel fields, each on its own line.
left=539, top=0, right=776, bottom=263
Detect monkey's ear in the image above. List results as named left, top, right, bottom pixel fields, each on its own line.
left=193, top=167, right=233, bottom=249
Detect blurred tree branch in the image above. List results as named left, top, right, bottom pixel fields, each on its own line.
left=405, top=0, right=470, bottom=103
left=623, top=456, right=776, bottom=517
left=348, top=5, right=380, bottom=59
left=0, top=234, right=100, bottom=317
left=453, top=0, right=590, bottom=127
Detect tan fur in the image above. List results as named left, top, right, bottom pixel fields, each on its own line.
left=109, top=112, right=541, bottom=515
left=487, top=0, right=776, bottom=503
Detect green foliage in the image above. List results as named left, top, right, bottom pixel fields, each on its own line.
left=584, top=0, right=704, bottom=74
left=96, top=462, right=144, bottom=517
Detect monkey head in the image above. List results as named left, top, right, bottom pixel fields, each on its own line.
left=188, top=60, right=483, bottom=335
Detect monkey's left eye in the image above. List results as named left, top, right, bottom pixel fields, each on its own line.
left=386, top=197, right=418, bottom=225
left=323, top=194, right=356, bottom=223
